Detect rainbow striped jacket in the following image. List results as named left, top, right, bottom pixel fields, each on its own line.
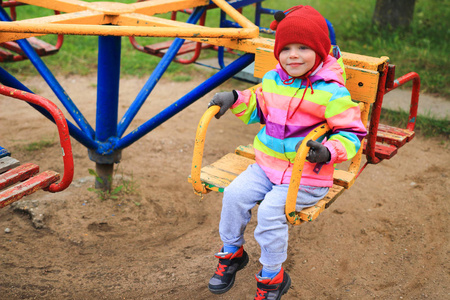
left=230, top=47, right=367, bottom=187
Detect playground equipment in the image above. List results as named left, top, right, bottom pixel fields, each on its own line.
left=189, top=47, right=420, bottom=225
left=0, top=0, right=420, bottom=212
left=0, top=1, right=64, bottom=62
left=0, top=0, right=277, bottom=189
left=0, top=85, right=74, bottom=208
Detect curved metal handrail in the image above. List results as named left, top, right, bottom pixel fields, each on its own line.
left=0, top=85, right=74, bottom=192
left=190, top=105, right=220, bottom=194
left=285, top=123, right=331, bottom=225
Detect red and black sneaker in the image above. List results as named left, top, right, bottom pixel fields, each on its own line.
left=208, top=246, right=249, bottom=294
left=254, top=268, right=291, bottom=300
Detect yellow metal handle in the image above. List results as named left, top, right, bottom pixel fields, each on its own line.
left=285, top=123, right=331, bottom=225
left=191, top=105, right=221, bottom=194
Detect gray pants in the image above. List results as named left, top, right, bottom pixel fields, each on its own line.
left=219, top=163, right=329, bottom=267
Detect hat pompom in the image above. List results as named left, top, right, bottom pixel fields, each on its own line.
left=270, top=11, right=285, bottom=30
left=274, top=11, right=285, bottom=22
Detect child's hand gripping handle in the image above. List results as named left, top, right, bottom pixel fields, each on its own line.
left=285, top=123, right=331, bottom=225
left=208, top=91, right=237, bottom=119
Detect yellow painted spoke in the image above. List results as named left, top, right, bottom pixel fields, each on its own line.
left=130, top=0, right=209, bottom=15
left=0, top=0, right=266, bottom=52
left=14, top=0, right=90, bottom=13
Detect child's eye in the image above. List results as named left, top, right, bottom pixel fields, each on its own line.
left=299, top=45, right=310, bottom=50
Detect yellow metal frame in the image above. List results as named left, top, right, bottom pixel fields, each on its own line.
left=0, top=0, right=259, bottom=44
left=190, top=106, right=333, bottom=225
left=191, top=105, right=220, bottom=195
left=285, top=123, right=330, bottom=225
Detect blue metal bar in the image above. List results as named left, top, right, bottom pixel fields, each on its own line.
left=96, top=36, right=121, bottom=144
left=326, top=19, right=337, bottom=45
left=0, top=67, right=97, bottom=149
left=117, top=6, right=206, bottom=137
left=115, top=53, right=255, bottom=150
left=0, top=7, right=96, bottom=139
left=0, top=146, right=10, bottom=158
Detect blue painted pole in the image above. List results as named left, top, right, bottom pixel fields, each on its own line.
left=115, top=53, right=255, bottom=150
left=117, top=6, right=206, bottom=137
left=0, top=67, right=97, bottom=149
left=95, top=36, right=121, bottom=146
left=89, top=35, right=122, bottom=189
left=0, top=7, right=95, bottom=139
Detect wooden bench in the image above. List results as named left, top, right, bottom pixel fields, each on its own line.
left=0, top=151, right=61, bottom=208
left=0, top=2, right=63, bottom=62
left=0, top=36, right=61, bottom=62
left=189, top=50, right=419, bottom=225
left=0, top=86, right=74, bottom=209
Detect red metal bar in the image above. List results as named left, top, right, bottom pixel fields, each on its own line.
left=385, top=72, right=421, bottom=132
left=0, top=1, right=27, bottom=8
left=365, top=64, right=389, bottom=164
left=0, top=85, right=74, bottom=192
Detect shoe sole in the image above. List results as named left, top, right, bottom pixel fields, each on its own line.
left=208, top=253, right=249, bottom=294
left=278, top=272, right=291, bottom=300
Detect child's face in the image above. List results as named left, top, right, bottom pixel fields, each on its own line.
left=279, top=43, right=316, bottom=77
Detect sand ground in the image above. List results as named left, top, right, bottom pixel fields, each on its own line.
left=0, top=73, right=449, bottom=299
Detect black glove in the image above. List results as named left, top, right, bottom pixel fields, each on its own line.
left=295, top=139, right=331, bottom=163
left=305, top=140, right=331, bottom=163
left=208, top=91, right=237, bottom=119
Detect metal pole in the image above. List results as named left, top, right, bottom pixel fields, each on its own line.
left=115, top=53, right=255, bottom=150
left=90, top=35, right=122, bottom=190
left=117, top=6, right=206, bottom=137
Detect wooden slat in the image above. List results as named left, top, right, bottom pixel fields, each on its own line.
left=0, top=163, right=39, bottom=190
left=144, top=40, right=212, bottom=55
left=0, top=170, right=60, bottom=208
left=0, top=156, right=20, bottom=174
left=254, top=47, right=276, bottom=78
left=194, top=153, right=254, bottom=192
left=235, top=144, right=255, bottom=159
left=333, top=169, right=356, bottom=189
left=341, top=52, right=389, bottom=71
left=234, top=144, right=356, bottom=189
left=27, top=37, right=59, bottom=55
left=0, top=47, right=14, bottom=61
left=377, top=123, right=415, bottom=143
left=345, top=66, right=379, bottom=104
left=363, top=141, right=398, bottom=160
left=0, top=41, right=24, bottom=55
left=298, top=184, right=345, bottom=222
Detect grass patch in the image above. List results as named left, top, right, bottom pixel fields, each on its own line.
left=23, top=139, right=56, bottom=151
left=87, top=166, right=141, bottom=204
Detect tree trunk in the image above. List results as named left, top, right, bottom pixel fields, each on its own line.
left=373, top=0, right=416, bottom=29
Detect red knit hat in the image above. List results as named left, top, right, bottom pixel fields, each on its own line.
left=270, top=5, right=331, bottom=75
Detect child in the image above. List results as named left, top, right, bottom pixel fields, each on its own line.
left=207, top=5, right=367, bottom=299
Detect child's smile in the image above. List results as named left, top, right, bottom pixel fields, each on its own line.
left=279, top=43, right=316, bottom=78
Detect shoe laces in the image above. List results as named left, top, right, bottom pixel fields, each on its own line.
left=255, top=288, right=267, bottom=300
left=215, top=262, right=227, bottom=276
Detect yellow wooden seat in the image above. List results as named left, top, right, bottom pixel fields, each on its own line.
left=189, top=50, right=418, bottom=225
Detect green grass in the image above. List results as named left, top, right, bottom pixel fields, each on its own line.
left=23, top=139, right=56, bottom=151
left=1, top=0, right=448, bottom=98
